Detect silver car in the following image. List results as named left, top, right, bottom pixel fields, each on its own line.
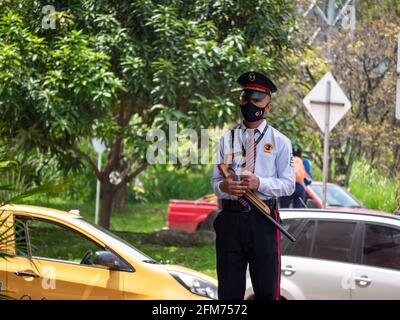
left=245, top=209, right=400, bottom=300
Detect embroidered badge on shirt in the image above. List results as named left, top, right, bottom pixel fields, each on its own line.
left=290, top=152, right=294, bottom=167
left=263, top=143, right=273, bottom=153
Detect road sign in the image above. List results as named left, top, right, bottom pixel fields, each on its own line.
left=303, top=71, right=351, bottom=208
left=303, top=72, right=351, bottom=132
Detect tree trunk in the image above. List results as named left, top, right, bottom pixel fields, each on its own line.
left=100, top=184, right=116, bottom=229
left=113, top=185, right=127, bottom=210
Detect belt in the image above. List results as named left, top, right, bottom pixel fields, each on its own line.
left=221, top=198, right=277, bottom=213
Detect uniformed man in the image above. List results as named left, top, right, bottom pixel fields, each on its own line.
left=211, top=71, right=295, bottom=300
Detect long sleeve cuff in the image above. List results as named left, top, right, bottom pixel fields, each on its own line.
left=257, top=176, right=295, bottom=198
left=213, top=180, right=238, bottom=200
left=214, top=180, right=229, bottom=199
left=257, top=177, right=269, bottom=195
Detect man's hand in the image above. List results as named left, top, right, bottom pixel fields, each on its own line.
left=241, top=170, right=260, bottom=190
left=219, top=173, right=248, bottom=196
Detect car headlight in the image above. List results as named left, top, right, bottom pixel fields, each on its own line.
left=168, top=271, right=218, bottom=300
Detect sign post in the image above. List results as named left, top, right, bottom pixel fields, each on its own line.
left=303, top=72, right=351, bottom=207
left=92, top=138, right=106, bottom=225
left=322, top=80, right=331, bottom=207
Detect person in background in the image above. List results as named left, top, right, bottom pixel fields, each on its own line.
left=302, top=150, right=313, bottom=186
left=280, top=149, right=307, bottom=208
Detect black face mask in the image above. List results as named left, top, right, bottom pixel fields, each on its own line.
left=240, top=102, right=266, bottom=122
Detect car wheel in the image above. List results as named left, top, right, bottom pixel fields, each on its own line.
left=197, top=211, right=219, bottom=232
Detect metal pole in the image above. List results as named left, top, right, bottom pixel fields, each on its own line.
left=95, top=152, right=102, bottom=225
left=322, top=80, right=331, bottom=208
left=322, top=0, right=334, bottom=208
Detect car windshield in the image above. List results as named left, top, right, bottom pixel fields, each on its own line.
left=73, top=218, right=157, bottom=263
left=309, top=184, right=362, bottom=208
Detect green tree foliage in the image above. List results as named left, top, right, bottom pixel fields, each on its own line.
left=0, top=1, right=298, bottom=228
left=329, top=18, right=400, bottom=185
left=277, top=0, right=400, bottom=186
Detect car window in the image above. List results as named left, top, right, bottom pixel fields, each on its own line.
left=363, top=224, right=400, bottom=271
left=309, top=184, right=362, bottom=208
left=13, top=216, right=29, bottom=256
left=286, top=220, right=315, bottom=257
left=26, top=218, right=103, bottom=263
left=281, top=218, right=304, bottom=253
left=73, top=218, right=156, bottom=263
left=311, top=221, right=357, bottom=263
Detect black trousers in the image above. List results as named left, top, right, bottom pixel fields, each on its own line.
left=214, top=203, right=281, bottom=300
left=280, top=182, right=306, bottom=208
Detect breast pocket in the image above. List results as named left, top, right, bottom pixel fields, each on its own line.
left=256, top=151, right=277, bottom=177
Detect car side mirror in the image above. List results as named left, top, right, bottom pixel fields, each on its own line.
left=306, top=198, right=319, bottom=209
left=93, top=251, right=127, bottom=270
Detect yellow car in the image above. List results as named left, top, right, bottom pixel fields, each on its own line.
left=0, top=205, right=217, bottom=300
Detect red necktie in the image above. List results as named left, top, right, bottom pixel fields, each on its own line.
left=238, top=129, right=257, bottom=207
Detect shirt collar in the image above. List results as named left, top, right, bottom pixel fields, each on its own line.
left=240, top=119, right=267, bottom=133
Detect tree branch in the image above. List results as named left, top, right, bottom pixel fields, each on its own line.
left=116, top=162, right=148, bottom=191
left=72, top=145, right=102, bottom=179
left=305, top=66, right=317, bottom=86
left=104, top=92, right=138, bottom=177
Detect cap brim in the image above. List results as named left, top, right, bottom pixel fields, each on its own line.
left=240, top=90, right=268, bottom=100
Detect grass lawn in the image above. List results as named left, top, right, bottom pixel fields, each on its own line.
left=20, top=198, right=217, bottom=278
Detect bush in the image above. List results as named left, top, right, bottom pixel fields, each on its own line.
left=296, top=158, right=398, bottom=213
left=135, top=164, right=213, bottom=202
left=349, top=160, right=399, bottom=213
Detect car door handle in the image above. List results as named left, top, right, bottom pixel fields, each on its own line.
left=282, top=265, right=296, bottom=276
left=354, top=275, right=371, bottom=287
left=15, top=271, right=40, bottom=278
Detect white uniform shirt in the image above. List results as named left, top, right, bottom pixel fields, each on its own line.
left=211, top=120, right=295, bottom=200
